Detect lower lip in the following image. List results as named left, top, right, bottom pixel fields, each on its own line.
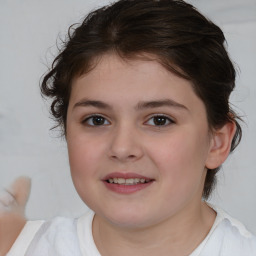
left=103, top=181, right=153, bottom=194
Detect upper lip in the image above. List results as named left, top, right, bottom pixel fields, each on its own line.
left=103, top=172, right=153, bottom=181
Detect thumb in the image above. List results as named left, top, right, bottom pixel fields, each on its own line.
left=8, top=177, right=31, bottom=208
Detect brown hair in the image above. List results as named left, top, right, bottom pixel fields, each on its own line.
left=41, top=0, right=242, bottom=199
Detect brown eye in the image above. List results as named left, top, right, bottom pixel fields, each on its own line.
left=154, top=116, right=168, bottom=126
left=83, top=115, right=110, bottom=126
left=146, top=115, right=174, bottom=126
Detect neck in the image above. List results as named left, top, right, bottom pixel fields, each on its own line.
left=92, top=201, right=216, bottom=256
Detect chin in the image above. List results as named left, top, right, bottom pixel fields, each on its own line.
left=99, top=207, right=156, bottom=229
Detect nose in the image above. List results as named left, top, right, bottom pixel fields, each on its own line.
left=108, top=124, right=144, bottom=162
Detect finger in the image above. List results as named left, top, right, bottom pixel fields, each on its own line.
left=0, top=189, right=15, bottom=206
left=8, top=177, right=31, bottom=207
left=0, top=190, right=16, bottom=212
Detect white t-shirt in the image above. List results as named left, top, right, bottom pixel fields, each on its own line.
left=7, top=206, right=256, bottom=256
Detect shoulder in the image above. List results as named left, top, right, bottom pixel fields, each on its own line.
left=220, top=213, right=256, bottom=254
left=6, top=219, right=45, bottom=256
left=204, top=205, right=256, bottom=255
left=7, top=216, right=81, bottom=256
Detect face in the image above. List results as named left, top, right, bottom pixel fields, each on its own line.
left=66, top=54, right=214, bottom=228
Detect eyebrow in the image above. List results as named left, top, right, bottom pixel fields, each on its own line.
left=73, top=99, right=188, bottom=111
left=73, top=100, right=112, bottom=110
left=136, top=99, right=188, bottom=111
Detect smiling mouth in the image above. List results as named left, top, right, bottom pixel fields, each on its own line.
left=106, top=178, right=151, bottom=185
left=103, top=174, right=154, bottom=194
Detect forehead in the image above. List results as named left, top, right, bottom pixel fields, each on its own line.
left=70, top=54, right=205, bottom=114
left=74, top=52, right=188, bottom=87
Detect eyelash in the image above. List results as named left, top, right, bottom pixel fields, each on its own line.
left=82, top=114, right=175, bottom=127
left=82, top=115, right=110, bottom=126
left=145, top=115, right=175, bottom=127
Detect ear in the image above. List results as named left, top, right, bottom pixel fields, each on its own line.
left=205, top=121, right=236, bottom=169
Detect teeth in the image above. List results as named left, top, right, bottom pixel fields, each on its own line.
left=107, top=178, right=150, bottom=185
left=126, top=178, right=134, bottom=184
left=135, top=178, right=140, bottom=183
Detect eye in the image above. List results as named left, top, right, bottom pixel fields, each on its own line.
left=83, top=115, right=110, bottom=126
left=145, top=115, right=174, bottom=126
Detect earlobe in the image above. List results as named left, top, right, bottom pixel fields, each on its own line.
left=205, top=121, right=236, bottom=169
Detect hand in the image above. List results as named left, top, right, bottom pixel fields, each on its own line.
left=0, top=177, right=31, bottom=256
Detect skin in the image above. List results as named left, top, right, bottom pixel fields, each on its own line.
left=0, top=177, right=30, bottom=256
left=0, top=213, right=26, bottom=256
left=0, top=54, right=235, bottom=255
left=66, top=54, right=235, bottom=255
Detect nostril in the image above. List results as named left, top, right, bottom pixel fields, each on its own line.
left=128, top=155, right=136, bottom=158
left=110, top=154, right=139, bottom=163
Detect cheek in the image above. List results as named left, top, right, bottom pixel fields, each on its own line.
left=67, top=135, right=107, bottom=207
left=147, top=130, right=209, bottom=184
left=149, top=133, right=206, bottom=166
left=67, top=134, right=105, bottom=179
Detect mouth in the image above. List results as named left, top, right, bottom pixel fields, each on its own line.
left=106, top=178, right=151, bottom=185
left=103, top=172, right=154, bottom=194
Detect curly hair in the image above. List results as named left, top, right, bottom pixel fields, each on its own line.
left=41, top=0, right=242, bottom=199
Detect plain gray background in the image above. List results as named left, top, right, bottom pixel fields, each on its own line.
left=0, top=0, right=256, bottom=233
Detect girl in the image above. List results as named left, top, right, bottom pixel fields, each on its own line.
left=1, top=0, right=256, bottom=255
